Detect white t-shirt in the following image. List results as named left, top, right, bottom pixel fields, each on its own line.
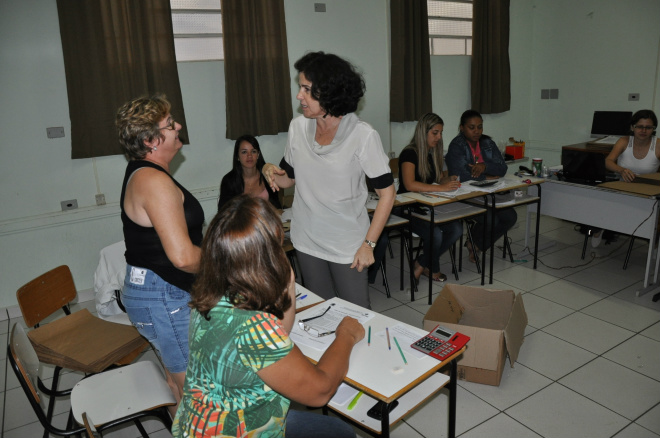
left=284, top=113, right=391, bottom=263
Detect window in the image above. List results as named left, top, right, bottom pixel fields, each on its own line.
left=171, top=0, right=223, bottom=61
left=427, top=0, right=473, bottom=55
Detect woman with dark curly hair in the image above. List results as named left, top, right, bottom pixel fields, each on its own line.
left=263, top=52, right=395, bottom=309
left=218, top=134, right=281, bottom=211
left=172, top=196, right=362, bottom=438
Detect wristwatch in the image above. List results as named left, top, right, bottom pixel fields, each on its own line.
left=364, top=239, right=376, bottom=249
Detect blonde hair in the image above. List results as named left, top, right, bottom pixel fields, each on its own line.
left=116, top=93, right=171, bottom=160
left=402, top=113, right=444, bottom=183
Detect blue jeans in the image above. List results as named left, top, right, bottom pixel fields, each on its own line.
left=410, top=218, right=463, bottom=273
left=472, top=208, right=518, bottom=250
left=122, top=265, right=191, bottom=373
left=286, top=410, right=355, bottom=438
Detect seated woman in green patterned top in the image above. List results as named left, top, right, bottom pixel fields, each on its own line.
left=172, top=195, right=362, bottom=438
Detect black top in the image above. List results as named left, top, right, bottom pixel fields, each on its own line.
left=217, top=170, right=281, bottom=211
left=120, top=160, right=204, bottom=291
left=397, top=148, right=437, bottom=194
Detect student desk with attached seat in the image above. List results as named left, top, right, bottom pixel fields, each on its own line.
left=292, top=297, right=465, bottom=438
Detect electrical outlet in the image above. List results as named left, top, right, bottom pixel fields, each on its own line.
left=549, top=89, right=559, bottom=99
left=314, top=3, right=326, bottom=12
left=95, top=194, right=106, bottom=206
left=47, top=127, right=65, bottom=138
left=541, top=89, right=549, bottom=99
left=628, top=93, right=640, bottom=101
left=61, top=199, right=78, bottom=211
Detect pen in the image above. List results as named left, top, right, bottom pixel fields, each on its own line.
left=386, top=327, right=391, bottom=350
left=347, top=391, right=363, bottom=410
left=295, top=292, right=301, bottom=298
left=296, top=294, right=307, bottom=300
left=368, top=326, right=371, bottom=346
left=393, top=336, right=407, bottom=365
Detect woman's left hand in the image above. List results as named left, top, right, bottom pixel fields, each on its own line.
left=469, top=162, right=486, bottom=178
left=350, top=245, right=374, bottom=272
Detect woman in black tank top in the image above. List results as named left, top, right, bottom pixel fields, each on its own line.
left=116, top=94, right=204, bottom=415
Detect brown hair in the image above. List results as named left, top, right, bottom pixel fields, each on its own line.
left=116, top=93, right=170, bottom=160
left=190, top=195, right=292, bottom=320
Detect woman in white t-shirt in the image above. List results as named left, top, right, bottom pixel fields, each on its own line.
left=263, top=52, right=395, bottom=309
left=606, top=109, right=659, bottom=181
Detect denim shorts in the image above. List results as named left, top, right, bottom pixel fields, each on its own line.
left=122, top=265, right=191, bottom=373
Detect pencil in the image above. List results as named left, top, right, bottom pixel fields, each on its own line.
left=368, top=326, right=371, bottom=346
left=393, top=336, right=407, bottom=365
left=386, top=327, right=391, bottom=350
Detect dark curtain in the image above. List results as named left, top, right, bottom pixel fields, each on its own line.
left=57, top=0, right=188, bottom=159
left=471, top=0, right=511, bottom=114
left=390, top=0, right=432, bottom=123
left=222, top=0, right=292, bottom=140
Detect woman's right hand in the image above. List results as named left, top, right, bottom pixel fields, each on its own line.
left=334, top=317, right=365, bottom=345
left=262, top=163, right=286, bottom=191
left=439, top=178, right=461, bottom=192
left=620, top=167, right=636, bottom=182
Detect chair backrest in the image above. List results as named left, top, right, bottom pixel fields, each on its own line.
left=17, top=265, right=77, bottom=327
left=8, top=323, right=42, bottom=406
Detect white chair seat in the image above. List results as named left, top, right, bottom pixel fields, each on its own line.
left=71, top=360, right=176, bottom=426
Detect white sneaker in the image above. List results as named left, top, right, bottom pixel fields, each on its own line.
left=591, top=230, right=603, bottom=248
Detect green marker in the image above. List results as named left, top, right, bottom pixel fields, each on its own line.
left=393, top=336, right=407, bottom=365
left=368, top=326, right=371, bottom=346
left=347, top=391, right=363, bottom=410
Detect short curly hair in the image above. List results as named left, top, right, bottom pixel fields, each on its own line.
left=116, top=94, right=171, bottom=160
left=294, top=51, right=365, bottom=118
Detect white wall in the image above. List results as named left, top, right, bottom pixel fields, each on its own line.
left=1, top=0, right=659, bottom=309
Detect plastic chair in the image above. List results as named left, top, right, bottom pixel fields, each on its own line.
left=8, top=323, right=175, bottom=437
left=16, top=265, right=148, bottom=437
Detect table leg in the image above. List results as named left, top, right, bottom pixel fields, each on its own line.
left=428, top=206, right=435, bottom=305
left=381, top=402, right=391, bottom=438
left=533, top=184, right=541, bottom=269
left=448, top=359, right=457, bottom=438
left=489, top=194, right=495, bottom=284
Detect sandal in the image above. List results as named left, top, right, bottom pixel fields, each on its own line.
left=423, top=268, right=447, bottom=282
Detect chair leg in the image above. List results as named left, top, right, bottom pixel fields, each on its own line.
left=380, top=262, right=391, bottom=298
left=387, top=240, right=394, bottom=259
left=465, top=223, right=481, bottom=274
left=503, top=232, right=514, bottom=262
left=449, top=243, right=459, bottom=280
left=581, top=230, right=590, bottom=259
left=623, top=237, right=635, bottom=270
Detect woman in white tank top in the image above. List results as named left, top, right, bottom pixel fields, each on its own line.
left=605, top=109, right=659, bottom=182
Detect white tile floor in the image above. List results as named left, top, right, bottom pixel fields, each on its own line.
left=2, top=209, right=660, bottom=438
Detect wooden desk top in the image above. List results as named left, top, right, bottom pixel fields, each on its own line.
left=562, top=141, right=614, bottom=154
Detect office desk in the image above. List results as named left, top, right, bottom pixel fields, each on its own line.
left=525, top=179, right=660, bottom=295
left=400, top=192, right=487, bottom=303
left=463, top=176, right=544, bottom=284
left=291, top=297, right=464, bottom=437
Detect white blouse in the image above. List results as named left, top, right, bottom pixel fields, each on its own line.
left=618, top=136, right=660, bottom=176
left=284, top=113, right=391, bottom=263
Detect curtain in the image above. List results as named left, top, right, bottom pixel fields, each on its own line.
left=390, top=0, right=432, bottom=123
left=57, top=0, right=188, bottom=159
left=471, top=0, right=511, bottom=114
left=222, top=0, right=292, bottom=140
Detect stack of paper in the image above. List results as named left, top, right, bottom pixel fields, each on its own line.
left=27, top=309, right=147, bottom=373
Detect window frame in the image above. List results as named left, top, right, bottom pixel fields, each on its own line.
left=427, top=0, right=473, bottom=56
left=171, top=1, right=224, bottom=62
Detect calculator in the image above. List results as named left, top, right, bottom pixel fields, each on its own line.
left=411, top=325, right=470, bottom=361
left=470, top=179, right=499, bottom=187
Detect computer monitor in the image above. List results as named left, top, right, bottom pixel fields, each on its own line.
left=590, top=111, right=633, bottom=138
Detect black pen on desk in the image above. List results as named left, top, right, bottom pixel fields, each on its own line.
left=386, top=327, right=391, bottom=350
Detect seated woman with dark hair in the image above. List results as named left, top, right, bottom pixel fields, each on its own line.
left=218, top=135, right=281, bottom=211
left=172, top=196, right=362, bottom=438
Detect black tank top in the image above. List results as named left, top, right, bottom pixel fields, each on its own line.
left=120, top=160, right=204, bottom=291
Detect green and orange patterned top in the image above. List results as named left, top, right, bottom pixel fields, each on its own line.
left=172, top=297, right=293, bottom=438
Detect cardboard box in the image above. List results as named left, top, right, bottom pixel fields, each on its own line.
left=423, top=284, right=527, bottom=386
